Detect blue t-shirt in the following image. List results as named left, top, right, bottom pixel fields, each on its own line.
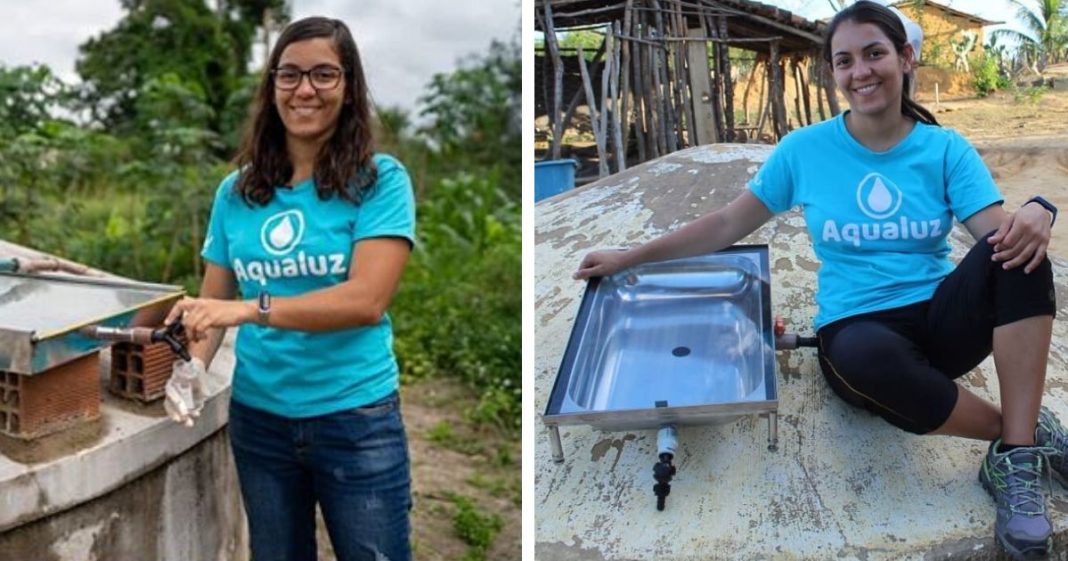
left=201, top=153, right=416, bottom=417
left=749, top=113, right=1002, bottom=329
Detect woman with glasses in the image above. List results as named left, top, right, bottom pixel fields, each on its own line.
left=162, top=16, right=415, bottom=561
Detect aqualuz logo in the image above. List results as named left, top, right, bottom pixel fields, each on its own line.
left=822, top=172, right=943, bottom=247
left=856, top=173, right=903, bottom=219
left=232, top=209, right=347, bottom=286
left=261, top=210, right=305, bottom=255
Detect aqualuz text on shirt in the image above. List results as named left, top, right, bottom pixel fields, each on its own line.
left=232, top=252, right=347, bottom=286
left=823, top=172, right=944, bottom=247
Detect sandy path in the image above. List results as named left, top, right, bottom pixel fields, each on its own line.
left=933, top=86, right=1068, bottom=258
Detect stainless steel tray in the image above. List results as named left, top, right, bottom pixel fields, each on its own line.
left=0, top=272, right=184, bottom=375
left=543, top=245, right=777, bottom=432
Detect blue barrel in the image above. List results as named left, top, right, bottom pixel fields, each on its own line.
left=534, top=159, right=578, bottom=202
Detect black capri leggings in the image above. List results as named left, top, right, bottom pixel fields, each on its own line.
left=817, top=232, right=1056, bottom=434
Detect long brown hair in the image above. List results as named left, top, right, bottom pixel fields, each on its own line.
left=822, top=1, right=939, bottom=126
left=234, top=16, right=376, bottom=207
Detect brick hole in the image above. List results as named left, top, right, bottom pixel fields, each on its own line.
left=131, top=378, right=143, bottom=394
left=0, top=411, right=6, bottom=428
left=9, top=413, right=18, bottom=433
left=6, top=372, right=17, bottom=386
left=132, top=355, right=143, bottom=373
left=113, top=373, right=127, bottom=392
left=8, top=391, right=17, bottom=408
left=114, top=352, right=127, bottom=372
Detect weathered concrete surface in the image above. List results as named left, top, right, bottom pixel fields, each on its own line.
left=534, top=144, right=1068, bottom=561
left=0, top=240, right=247, bottom=560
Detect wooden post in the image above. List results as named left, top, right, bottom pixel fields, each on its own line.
left=791, top=56, right=804, bottom=127
left=686, top=25, right=717, bottom=144
left=706, top=14, right=724, bottom=143
left=577, top=44, right=609, bottom=177
left=798, top=57, right=813, bottom=125
left=820, top=52, right=841, bottom=116
left=641, top=12, right=662, bottom=159
left=673, top=0, right=697, bottom=148
left=610, top=21, right=626, bottom=172
left=560, top=39, right=607, bottom=144
left=741, top=55, right=761, bottom=125
left=599, top=27, right=614, bottom=170
left=719, top=15, right=735, bottom=142
left=619, top=0, right=634, bottom=165
left=539, top=3, right=565, bottom=159
left=813, top=55, right=827, bottom=121
left=769, top=40, right=787, bottom=140
left=631, top=17, right=648, bottom=162
left=650, top=0, right=677, bottom=153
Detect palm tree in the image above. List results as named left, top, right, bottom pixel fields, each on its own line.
left=992, top=0, right=1068, bottom=72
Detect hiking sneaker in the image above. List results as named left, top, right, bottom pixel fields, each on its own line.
left=979, top=440, right=1054, bottom=560
left=1035, top=405, right=1068, bottom=481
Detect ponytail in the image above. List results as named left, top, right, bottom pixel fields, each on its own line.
left=902, top=74, right=939, bottom=125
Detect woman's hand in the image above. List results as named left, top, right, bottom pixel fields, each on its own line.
left=164, top=297, right=256, bottom=342
left=574, top=249, right=631, bottom=280
left=988, top=202, right=1053, bottom=273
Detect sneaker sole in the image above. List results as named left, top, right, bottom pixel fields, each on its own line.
left=978, top=468, right=1053, bottom=561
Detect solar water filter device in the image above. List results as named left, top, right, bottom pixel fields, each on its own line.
left=542, top=245, right=817, bottom=510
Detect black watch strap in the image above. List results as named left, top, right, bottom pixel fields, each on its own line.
left=257, top=290, right=271, bottom=325
left=1027, top=196, right=1057, bottom=227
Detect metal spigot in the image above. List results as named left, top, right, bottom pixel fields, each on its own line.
left=654, top=424, right=678, bottom=511
left=774, top=315, right=818, bottom=350
left=79, top=322, right=191, bottom=362
left=653, top=452, right=676, bottom=511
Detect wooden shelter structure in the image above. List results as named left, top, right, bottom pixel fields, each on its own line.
left=535, top=0, right=838, bottom=178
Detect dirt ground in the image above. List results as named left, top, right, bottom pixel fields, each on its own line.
left=315, top=378, right=521, bottom=561
left=932, top=83, right=1068, bottom=258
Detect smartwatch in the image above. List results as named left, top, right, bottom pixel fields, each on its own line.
left=257, top=290, right=271, bottom=325
left=1026, top=196, right=1057, bottom=227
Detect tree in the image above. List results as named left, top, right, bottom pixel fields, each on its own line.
left=0, top=65, right=68, bottom=136
left=992, top=0, right=1068, bottom=72
left=418, top=37, right=521, bottom=194
left=75, top=0, right=246, bottom=134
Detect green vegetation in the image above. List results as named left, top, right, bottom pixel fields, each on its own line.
left=973, top=50, right=1011, bottom=97
left=450, top=494, right=505, bottom=561
left=425, top=420, right=486, bottom=456
left=992, top=0, right=1068, bottom=73
left=0, top=0, right=520, bottom=429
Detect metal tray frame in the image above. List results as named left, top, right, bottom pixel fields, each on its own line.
left=542, top=245, right=779, bottom=460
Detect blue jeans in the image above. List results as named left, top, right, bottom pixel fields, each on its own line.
left=228, top=392, right=412, bottom=561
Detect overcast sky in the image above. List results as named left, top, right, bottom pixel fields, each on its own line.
left=0, top=0, right=519, bottom=113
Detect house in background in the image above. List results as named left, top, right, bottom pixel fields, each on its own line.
left=893, top=0, right=1003, bottom=68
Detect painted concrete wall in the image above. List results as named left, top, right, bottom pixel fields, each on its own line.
left=534, top=144, right=1068, bottom=560
left=898, top=2, right=988, bottom=67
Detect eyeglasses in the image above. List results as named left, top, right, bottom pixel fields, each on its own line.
left=271, top=65, right=345, bottom=91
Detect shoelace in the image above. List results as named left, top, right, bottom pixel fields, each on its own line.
left=1038, top=411, right=1068, bottom=466
left=995, top=448, right=1058, bottom=515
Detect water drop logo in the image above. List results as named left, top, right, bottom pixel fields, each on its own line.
left=856, top=173, right=903, bottom=220
left=260, top=210, right=305, bottom=256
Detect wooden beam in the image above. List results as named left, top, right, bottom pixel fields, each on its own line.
left=686, top=25, right=717, bottom=144
left=719, top=14, right=735, bottom=142
left=539, top=4, right=565, bottom=160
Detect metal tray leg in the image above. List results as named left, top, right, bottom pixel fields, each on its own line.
left=768, top=412, right=778, bottom=452
left=548, top=425, right=565, bottom=463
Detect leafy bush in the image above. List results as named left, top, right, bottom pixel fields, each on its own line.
left=973, top=51, right=1009, bottom=97
left=392, top=172, right=521, bottom=430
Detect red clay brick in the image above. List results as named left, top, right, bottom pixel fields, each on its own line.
left=0, top=352, right=101, bottom=439
left=109, top=339, right=184, bottom=403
